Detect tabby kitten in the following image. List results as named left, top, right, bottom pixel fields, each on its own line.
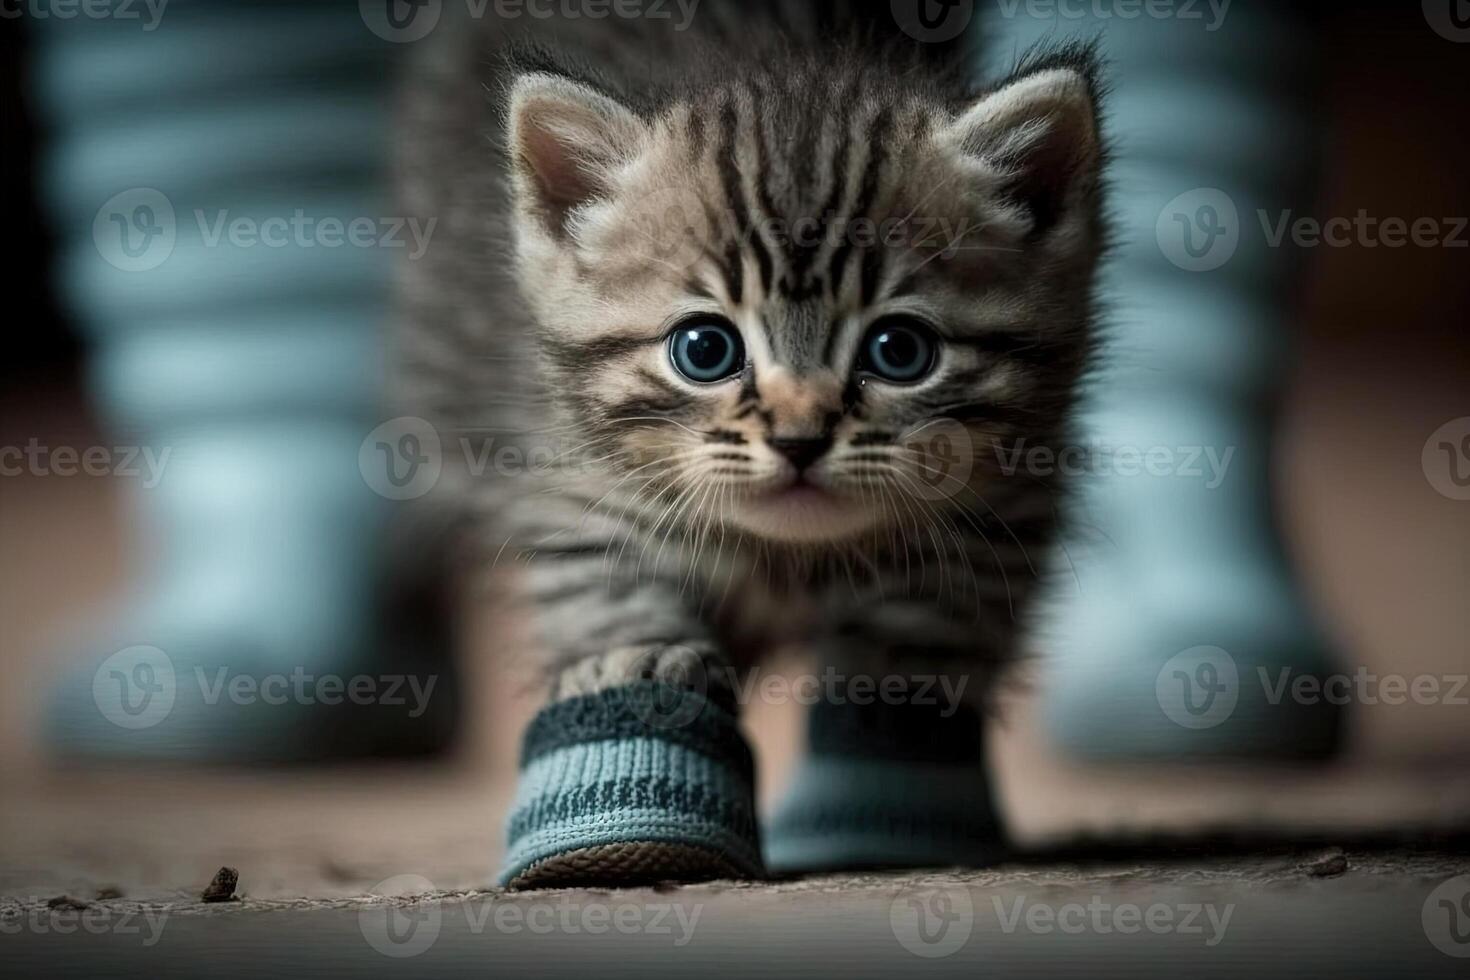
left=395, top=3, right=1104, bottom=886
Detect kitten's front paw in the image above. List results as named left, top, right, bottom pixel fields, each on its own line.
left=499, top=681, right=764, bottom=889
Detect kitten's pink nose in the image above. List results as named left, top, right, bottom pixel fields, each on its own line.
left=769, top=436, right=831, bottom=472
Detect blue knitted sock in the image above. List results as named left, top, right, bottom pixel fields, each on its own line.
left=499, top=681, right=764, bottom=889
left=765, top=697, right=1006, bottom=872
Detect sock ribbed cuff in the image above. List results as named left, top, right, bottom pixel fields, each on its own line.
left=499, top=681, right=762, bottom=886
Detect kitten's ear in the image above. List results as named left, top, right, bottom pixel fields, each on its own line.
left=940, top=65, right=1102, bottom=235
left=507, top=72, right=647, bottom=240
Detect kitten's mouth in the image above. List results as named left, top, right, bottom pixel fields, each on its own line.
left=764, top=478, right=830, bottom=505
left=728, top=477, right=877, bottom=543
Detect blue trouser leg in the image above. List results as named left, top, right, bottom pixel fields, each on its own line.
left=994, top=4, right=1343, bottom=757
left=33, top=4, right=453, bottom=760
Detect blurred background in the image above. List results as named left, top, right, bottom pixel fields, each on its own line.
left=1, top=0, right=1467, bottom=904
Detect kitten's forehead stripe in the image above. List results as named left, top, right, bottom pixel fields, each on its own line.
left=716, top=98, right=746, bottom=234
left=820, top=317, right=844, bottom=368
left=686, top=105, right=707, bottom=160
left=860, top=245, right=885, bottom=309
left=750, top=94, right=782, bottom=230
left=720, top=240, right=743, bottom=305
left=821, top=105, right=885, bottom=310
left=720, top=239, right=746, bottom=304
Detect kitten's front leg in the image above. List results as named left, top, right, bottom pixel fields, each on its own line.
left=765, top=590, right=1013, bottom=873
left=498, top=561, right=763, bottom=889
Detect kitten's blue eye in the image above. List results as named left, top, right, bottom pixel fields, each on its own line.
left=669, top=317, right=744, bottom=383
left=861, top=318, right=937, bottom=383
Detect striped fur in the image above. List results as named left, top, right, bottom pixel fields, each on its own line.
left=393, top=4, right=1106, bottom=703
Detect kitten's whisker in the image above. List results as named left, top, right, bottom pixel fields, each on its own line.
left=653, top=473, right=713, bottom=582
left=632, top=472, right=701, bottom=584
left=895, top=444, right=1042, bottom=581
left=595, top=453, right=705, bottom=570
left=607, top=472, right=686, bottom=582
left=680, top=476, right=723, bottom=598
left=888, top=467, right=981, bottom=614
left=573, top=449, right=702, bottom=535
left=887, top=464, right=1009, bottom=618
left=603, top=415, right=713, bottom=439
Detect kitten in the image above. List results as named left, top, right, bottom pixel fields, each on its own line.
left=394, top=2, right=1104, bottom=886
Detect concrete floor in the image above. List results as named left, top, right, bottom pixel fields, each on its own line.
left=3, top=743, right=1469, bottom=978
left=5, top=846, right=1469, bottom=979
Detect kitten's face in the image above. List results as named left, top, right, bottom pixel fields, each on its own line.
left=509, top=67, right=1100, bottom=546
